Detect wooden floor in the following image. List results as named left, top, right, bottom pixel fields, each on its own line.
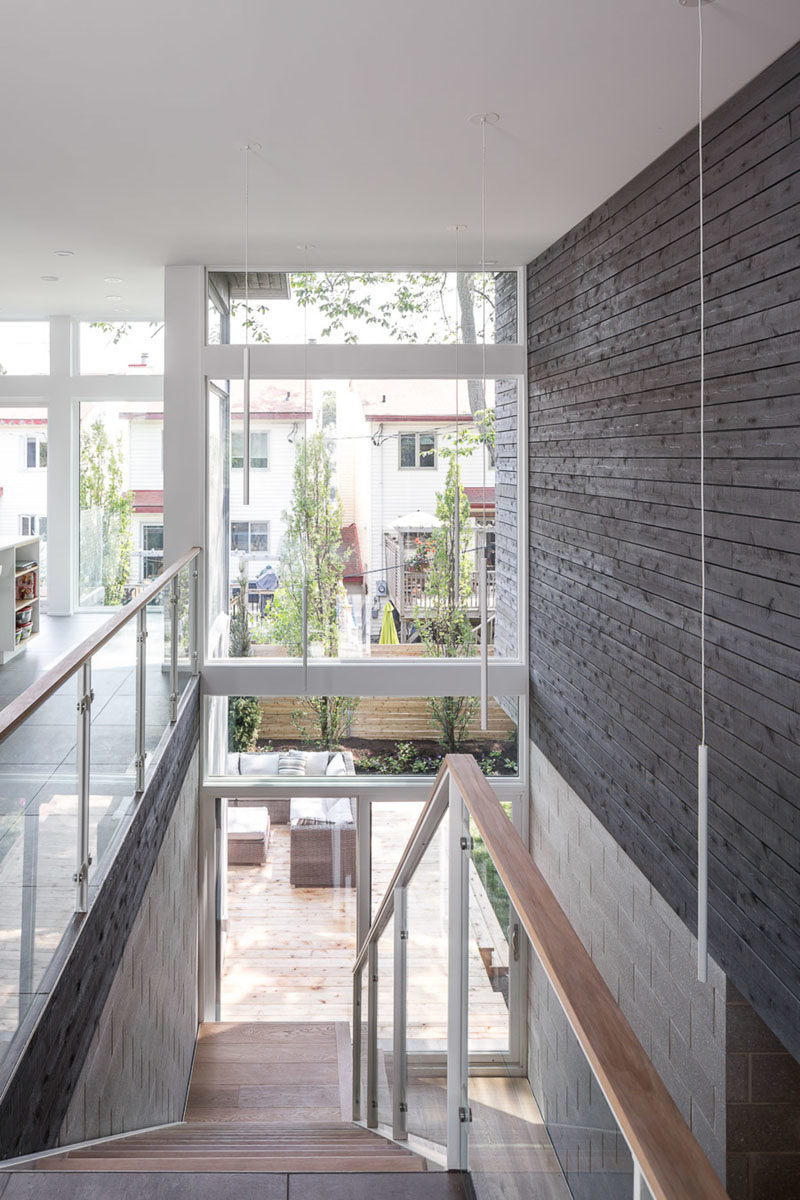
left=223, top=806, right=510, bottom=1052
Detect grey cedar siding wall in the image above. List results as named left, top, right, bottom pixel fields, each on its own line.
left=526, top=43, right=800, bottom=1058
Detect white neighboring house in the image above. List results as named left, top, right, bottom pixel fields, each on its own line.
left=119, top=410, right=165, bottom=583
left=227, top=382, right=311, bottom=600
left=120, top=385, right=312, bottom=598
left=349, top=380, right=496, bottom=638
left=0, top=412, right=48, bottom=597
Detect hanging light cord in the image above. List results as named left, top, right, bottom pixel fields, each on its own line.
left=244, top=148, right=249, bottom=350
left=696, top=0, right=709, bottom=986
left=698, top=1, right=706, bottom=749
left=481, top=115, right=488, bottom=529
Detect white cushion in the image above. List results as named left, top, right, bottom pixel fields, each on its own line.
left=305, top=751, right=331, bottom=776
left=228, top=807, right=269, bottom=834
left=239, top=752, right=281, bottom=776
left=326, top=752, right=347, bottom=776
left=325, top=797, right=355, bottom=826
left=290, top=797, right=328, bottom=825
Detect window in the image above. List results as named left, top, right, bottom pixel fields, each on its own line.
left=141, top=524, right=164, bottom=579
left=231, top=429, right=269, bottom=469
left=399, top=432, right=436, bottom=469
left=19, top=515, right=41, bottom=536
left=231, top=521, right=269, bottom=553
left=24, top=436, right=47, bottom=469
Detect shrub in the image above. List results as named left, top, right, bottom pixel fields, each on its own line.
left=228, top=697, right=262, bottom=752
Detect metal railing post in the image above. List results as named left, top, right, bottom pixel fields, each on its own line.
left=190, top=559, right=200, bottom=677
left=367, top=940, right=379, bottom=1129
left=392, top=884, right=408, bottom=1141
left=447, top=776, right=470, bottom=1170
left=169, top=576, right=179, bottom=723
left=75, top=661, right=93, bottom=913
left=352, top=967, right=362, bottom=1121
left=135, top=606, right=148, bottom=793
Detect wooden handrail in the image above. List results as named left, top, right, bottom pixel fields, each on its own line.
left=0, top=547, right=201, bottom=746
left=444, top=753, right=729, bottom=1200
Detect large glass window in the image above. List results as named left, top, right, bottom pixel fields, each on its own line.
left=210, top=378, right=514, bottom=661
left=0, top=407, right=49, bottom=606
left=214, top=694, right=519, bottom=780
left=79, top=400, right=164, bottom=606
left=79, top=322, right=164, bottom=375
left=0, top=322, right=49, bottom=375
left=207, top=270, right=518, bottom=345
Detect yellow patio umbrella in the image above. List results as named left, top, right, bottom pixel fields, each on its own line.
left=378, top=601, right=399, bottom=645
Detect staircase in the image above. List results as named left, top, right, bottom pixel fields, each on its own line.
left=29, top=1121, right=427, bottom=1173
left=9, top=1022, right=461, bottom=1190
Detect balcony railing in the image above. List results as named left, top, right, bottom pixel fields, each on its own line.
left=383, top=535, right=496, bottom=623
left=353, top=755, right=730, bottom=1200
left=0, top=548, right=200, bottom=1069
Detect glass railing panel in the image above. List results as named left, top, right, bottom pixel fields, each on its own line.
left=174, top=561, right=195, bottom=704
left=144, top=596, right=171, bottom=761
left=370, top=800, right=424, bottom=921
left=525, top=928, right=633, bottom=1200
left=0, top=696, right=80, bottom=1064
left=376, top=914, right=395, bottom=1130
left=88, top=624, right=137, bottom=878
left=405, top=807, right=449, bottom=1150
left=468, top=809, right=512, bottom=1059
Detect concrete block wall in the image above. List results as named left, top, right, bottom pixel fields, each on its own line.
left=58, top=747, right=199, bottom=1145
left=527, top=741, right=727, bottom=1184
left=726, top=984, right=800, bottom=1200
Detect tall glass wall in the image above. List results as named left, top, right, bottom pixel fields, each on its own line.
left=79, top=399, right=164, bottom=607
left=209, top=377, right=516, bottom=661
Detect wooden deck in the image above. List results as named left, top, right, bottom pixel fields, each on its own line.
left=222, top=804, right=510, bottom=1053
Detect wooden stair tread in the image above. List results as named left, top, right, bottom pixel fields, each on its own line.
left=34, top=1156, right=426, bottom=1173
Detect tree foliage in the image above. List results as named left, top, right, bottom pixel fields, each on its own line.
left=416, top=451, right=479, bottom=752
left=229, top=559, right=252, bottom=658
left=269, top=429, right=358, bottom=749
left=79, top=418, right=133, bottom=606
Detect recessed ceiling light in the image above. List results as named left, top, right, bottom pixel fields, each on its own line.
left=104, top=276, right=123, bottom=284
left=41, top=275, right=59, bottom=282
left=54, top=249, right=75, bottom=257
left=105, top=294, right=122, bottom=301
left=113, top=307, right=130, bottom=313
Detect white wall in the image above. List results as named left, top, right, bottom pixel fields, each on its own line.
left=228, top=419, right=297, bottom=582
left=0, top=423, right=48, bottom=542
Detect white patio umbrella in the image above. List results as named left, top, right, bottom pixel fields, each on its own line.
left=391, top=509, right=442, bottom=532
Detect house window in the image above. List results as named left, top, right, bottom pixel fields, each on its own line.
left=231, top=429, right=269, bottom=469
left=24, top=436, right=47, bottom=468
left=399, top=432, right=435, bottom=469
left=19, top=515, right=41, bottom=536
left=141, top=524, right=164, bottom=579
left=231, top=521, right=269, bottom=553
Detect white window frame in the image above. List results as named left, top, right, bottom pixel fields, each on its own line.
left=231, top=427, right=269, bottom=470
left=19, top=514, right=38, bottom=536
left=230, top=519, right=270, bottom=555
left=23, top=434, right=47, bottom=469
left=398, top=430, right=436, bottom=470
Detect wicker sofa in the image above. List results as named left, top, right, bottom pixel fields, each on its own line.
left=227, top=749, right=355, bottom=825
left=289, top=796, right=357, bottom=888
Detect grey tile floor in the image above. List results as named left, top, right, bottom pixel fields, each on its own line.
left=0, top=608, right=188, bottom=1059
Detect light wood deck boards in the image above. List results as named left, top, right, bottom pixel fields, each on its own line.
left=223, top=807, right=509, bottom=1053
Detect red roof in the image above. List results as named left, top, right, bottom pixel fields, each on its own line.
left=340, top=522, right=363, bottom=583
left=464, top=486, right=495, bottom=514
left=132, top=489, right=164, bottom=513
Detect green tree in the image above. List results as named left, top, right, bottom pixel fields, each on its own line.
left=79, top=418, right=133, bottom=606
left=416, top=450, right=479, bottom=752
left=229, top=559, right=252, bottom=658
left=270, top=429, right=358, bottom=749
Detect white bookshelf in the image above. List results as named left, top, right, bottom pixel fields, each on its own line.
left=0, top=537, right=40, bottom=664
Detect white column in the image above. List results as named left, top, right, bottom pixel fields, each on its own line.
left=163, top=265, right=206, bottom=569
left=47, top=316, right=75, bottom=613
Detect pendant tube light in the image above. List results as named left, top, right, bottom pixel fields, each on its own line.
left=468, top=112, right=499, bottom=729
left=680, top=0, right=713, bottom=981
left=239, top=143, right=259, bottom=506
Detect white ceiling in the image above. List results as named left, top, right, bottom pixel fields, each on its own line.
left=1, top=0, right=798, bottom=319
